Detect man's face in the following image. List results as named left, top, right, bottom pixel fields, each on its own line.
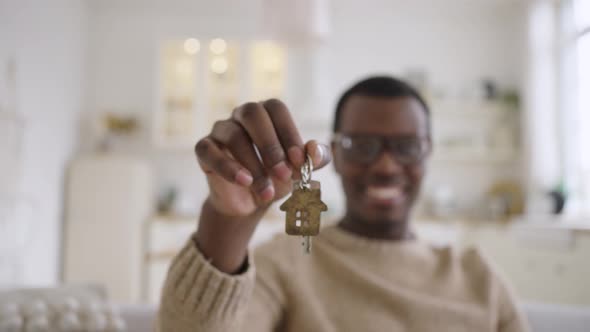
left=332, top=95, right=430, bottom=225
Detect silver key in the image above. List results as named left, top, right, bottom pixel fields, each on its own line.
left=280, top=154, right=327, bottom=254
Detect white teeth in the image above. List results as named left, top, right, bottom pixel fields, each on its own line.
left=367, top=187, right=403, bottom=200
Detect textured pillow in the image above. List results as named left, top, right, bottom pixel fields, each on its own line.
left=0, top=284, right=126, bottom=332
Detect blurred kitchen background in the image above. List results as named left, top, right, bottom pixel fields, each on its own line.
left=1, top=0, right=590, bottom=329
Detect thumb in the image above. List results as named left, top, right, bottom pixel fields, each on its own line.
left=304, top=140, right=332, bottom=170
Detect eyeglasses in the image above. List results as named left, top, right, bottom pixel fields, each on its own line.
left=332, top=133, right=430, bottom=165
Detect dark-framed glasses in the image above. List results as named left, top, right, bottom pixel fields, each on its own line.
left=332, top=133, right=430, bottom=165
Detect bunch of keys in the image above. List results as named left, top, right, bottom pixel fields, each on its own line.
left=280, top=154, right=328, bottom=254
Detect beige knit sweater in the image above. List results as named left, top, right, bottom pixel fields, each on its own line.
left=157, top=224, right=530, bottom=332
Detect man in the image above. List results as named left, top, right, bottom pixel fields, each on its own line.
left=158, top=76, right=530, bottom=331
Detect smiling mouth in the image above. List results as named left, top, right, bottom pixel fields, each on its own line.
left=365, top=186, right=406, bottom=206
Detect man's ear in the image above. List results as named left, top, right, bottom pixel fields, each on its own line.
left=331, top=141, right=342, bottom=174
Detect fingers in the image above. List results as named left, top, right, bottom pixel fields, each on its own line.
left=262, top=99, right=305, bottom=168
left=305, top=140, right=332, bottom=170
left=196, top=99, right=327, bottom=205
left=195, top=137, right=253, bottom=186
left=206, top=120, right=275, bottom=201
left=232, top=102, right=293, bottom=182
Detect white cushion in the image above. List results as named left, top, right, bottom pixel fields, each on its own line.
left=116, top=304, right=157, bottom=332
left=0, top=285, right=126, bottom=332
left=522, top=302, right=590, bottom=332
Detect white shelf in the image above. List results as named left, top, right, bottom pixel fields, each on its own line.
left=430, top=99, right=518, bottom=116
left=428, top=99, right=520, bottom=165
left=431, top=149, right=520, bottom=164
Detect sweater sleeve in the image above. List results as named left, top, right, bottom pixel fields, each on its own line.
left=156, top=238, right=256, bottom=332
left=157, top=234, right=291, bottom=332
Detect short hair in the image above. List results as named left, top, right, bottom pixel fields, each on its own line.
left=332, top=75, right=430, bottom=133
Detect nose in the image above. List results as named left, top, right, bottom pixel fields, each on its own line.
left=368, top=150, right=404, bottom=175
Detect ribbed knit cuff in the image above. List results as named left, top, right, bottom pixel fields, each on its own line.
left=160, top=238, right=255, bottom=325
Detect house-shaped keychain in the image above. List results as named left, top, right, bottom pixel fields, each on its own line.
left=280, top=180, right=327, bottom=236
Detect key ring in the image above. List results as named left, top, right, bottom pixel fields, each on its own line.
left=299, top=154, right=313, bottom=190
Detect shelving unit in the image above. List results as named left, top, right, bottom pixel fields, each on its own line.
left=153, top=39, right=287, bottom=149
left=429, top=99, right=521, bottom=165
left=419, top=99, right=524, bottom=220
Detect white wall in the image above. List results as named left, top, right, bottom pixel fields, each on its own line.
left=83, top=0, right=528, bottom=218
left=324, top=0, right=526, bottom=101
left=0, top=0, right=87, bottom=285
left=311, top=0, right=529, bottom=215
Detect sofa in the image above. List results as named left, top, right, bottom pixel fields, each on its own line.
left=2, top=284, right=589, bottom=332
left=119, top=302, right=590, bottom=332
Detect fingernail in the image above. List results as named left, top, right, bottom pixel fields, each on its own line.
left=260, top=185, right=275, bottom=202
left=235, top=170, right=253, bottom=186
left=288, top=146, right=304, bottom=166
left=272, top=161, right=292, bottom=182
left=314, top=144, right=324, bottom=166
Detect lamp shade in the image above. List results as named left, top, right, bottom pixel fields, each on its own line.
left=261, top=0, right=330, bottom=45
